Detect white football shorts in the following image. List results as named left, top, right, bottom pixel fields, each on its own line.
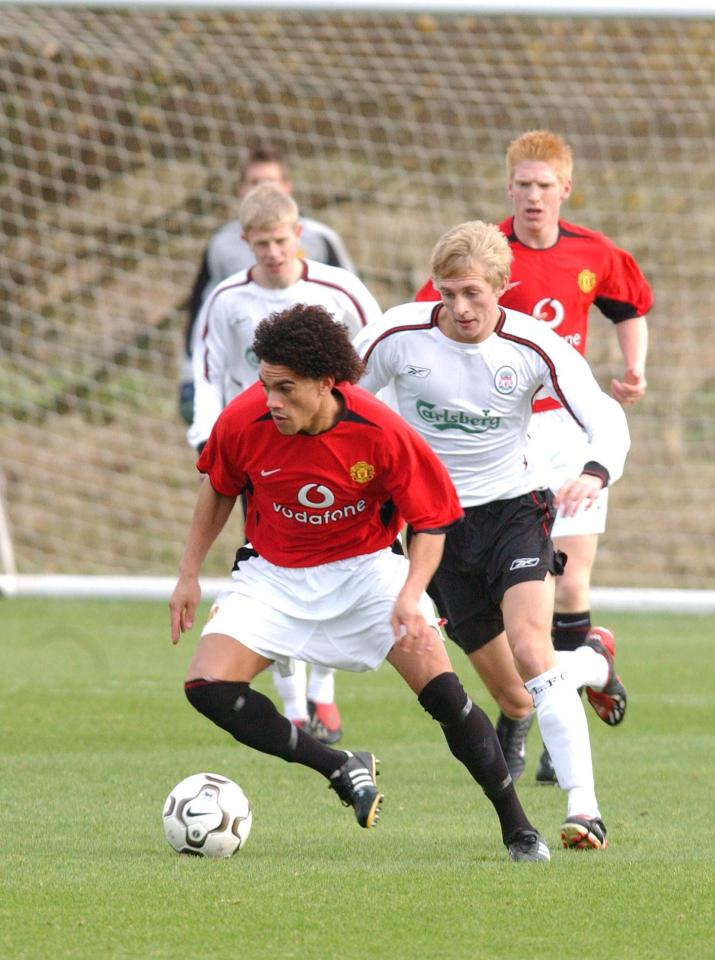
left=527, top=407, right=609, bottom=538
left=201, top=547, right=442, bottom=675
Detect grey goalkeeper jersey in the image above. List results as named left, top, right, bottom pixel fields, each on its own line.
left=354, top=301, right=630, bottom=507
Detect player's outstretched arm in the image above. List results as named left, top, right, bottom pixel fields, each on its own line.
left=390, top=531, right=445, bottom=654
left=612, top=316, right=648, bottom=405
left=170, top=478, right=237, bottom=644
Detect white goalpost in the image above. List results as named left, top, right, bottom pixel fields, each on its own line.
left=1, top=1, right=713, bottom=609
left=0, top=470, right=18, bottom=588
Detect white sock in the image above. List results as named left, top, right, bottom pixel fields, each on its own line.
left=272, top=661, right=308, bottom=721
left=556, top=647, right=609, bottom=690
left=307, top=664, right=335, bottom=704
left=525, top=667, right=600, bottom=819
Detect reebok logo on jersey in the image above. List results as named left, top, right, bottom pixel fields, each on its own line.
left=402, top=364, right=431, bottom=378
left=509, top=557, right=540, bottom=570
left=416, top=400, right=501, bottom=434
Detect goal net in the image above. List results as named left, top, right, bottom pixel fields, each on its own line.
left=1, top=4, right=713, bottom=589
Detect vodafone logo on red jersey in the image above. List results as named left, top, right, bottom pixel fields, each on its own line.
left=272, top=482, right=367, bottom=525
left=532, top=297, right=565, bottom=329
left=297, top=483, right=334, bottom=508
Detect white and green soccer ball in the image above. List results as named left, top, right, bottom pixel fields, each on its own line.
left=163, top=772, right=252, bottom=858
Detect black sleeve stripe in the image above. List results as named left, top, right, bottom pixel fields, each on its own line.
left=594, top=295, right=642, bottom=323
left=582, top=461, right=610, bottom=488
left=410, top=517, right=463, bottom=536
left=495, top=312, right=586, bottom=431
left=362, top=304, right=441, bottom=365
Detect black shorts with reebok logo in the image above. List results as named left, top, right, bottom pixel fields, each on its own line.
left=425, top=489, right=566, bottom=655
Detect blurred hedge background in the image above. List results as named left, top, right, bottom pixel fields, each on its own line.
left=1, top=7, right=713, bottom=587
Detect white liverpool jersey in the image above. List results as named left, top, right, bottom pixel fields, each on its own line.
left=354, top=301, right=630, bottom=507
left=189, top=259, right=382, bottom=448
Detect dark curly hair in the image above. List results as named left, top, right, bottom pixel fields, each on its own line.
left=252, top=304, right=365, bottom=383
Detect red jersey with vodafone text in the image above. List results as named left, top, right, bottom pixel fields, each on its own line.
left=197, top=381, right=463, bottom=567
left=415, top=216, right=653, bottom=413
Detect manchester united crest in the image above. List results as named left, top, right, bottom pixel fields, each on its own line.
left=350, top=461, right=375, bottom=484
left=578, top=269, right=597, bottom=294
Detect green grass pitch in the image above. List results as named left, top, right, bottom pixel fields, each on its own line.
left=2, top=599, right=713, bottom=960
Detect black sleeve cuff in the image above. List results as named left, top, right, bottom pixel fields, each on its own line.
left=410, top=515, right=464, bottom=536
left=582, top=461, right=610, bottom=488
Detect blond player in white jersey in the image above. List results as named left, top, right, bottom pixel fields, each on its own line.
left=355, top=220, right=630, bottom=849
left=416, top=131, right=652, bottom=784
left=178, top=146, right=355, bottom=425
left=189, top=185, right=381, bottom=450
left=189, top=183, right=382, bottom=744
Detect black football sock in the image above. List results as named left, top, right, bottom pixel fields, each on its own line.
left=185, top=679, right=345, bottom=778
left=418, top=672, right=533, bottom=843
left=552, top=610, right=592, bottom=651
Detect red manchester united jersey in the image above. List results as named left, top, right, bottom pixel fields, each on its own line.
left=415, top=216, right=653, bottom=412
left=197, top=381, right=463, bottom=567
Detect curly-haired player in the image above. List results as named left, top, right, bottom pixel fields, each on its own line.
left=187, top=185, right=383, bottom=744
left=169, top=304, right=550, bottom=862
left=252, top=303, right=365, bottom=384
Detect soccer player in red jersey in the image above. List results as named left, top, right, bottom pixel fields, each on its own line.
left=189, top=183, right=382, bottom=745
left=169, top=304, right=550, bottom=861
left=415, top=131, right=652, bottom=783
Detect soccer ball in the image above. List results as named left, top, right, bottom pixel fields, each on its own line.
left=162, top=772, right=252, bottom=858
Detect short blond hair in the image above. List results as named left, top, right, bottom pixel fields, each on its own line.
left=431, top=220, right=512, bottom=292
left=505, top=130, right=573, bottom=185
left=239, top=183, right=299, bottom=234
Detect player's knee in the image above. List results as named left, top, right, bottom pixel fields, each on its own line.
left=555, top=566, right=591, bottom=606
left=184, top=679, right=251, bottom=730
left=418, top=671, right=471, bottom=726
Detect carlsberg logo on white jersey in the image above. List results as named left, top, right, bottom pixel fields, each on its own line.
left=416, top=400, right=501, bottom=433
left=273, top=483, right=366, bottom=525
